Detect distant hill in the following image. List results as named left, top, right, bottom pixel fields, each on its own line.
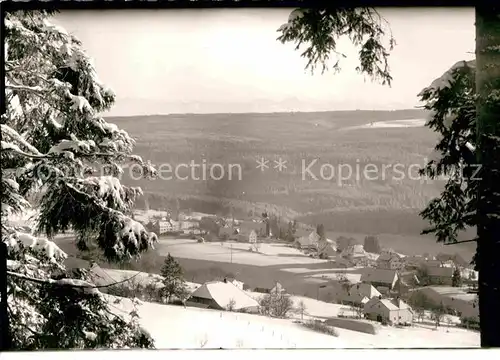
left=98, top=109, right=477, bottom=258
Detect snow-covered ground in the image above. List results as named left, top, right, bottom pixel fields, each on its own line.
left=341, top=119, right=427, bottom=131
left=108, top=295, right=341, bottom=348
left=156, top=240, right=328, bottom=266
left=77, top=268, right=480, bottom=348
left=106, top=295, right=479, bottom=348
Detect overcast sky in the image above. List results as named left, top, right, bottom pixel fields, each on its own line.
left=53, top=8, right=475, bottom=116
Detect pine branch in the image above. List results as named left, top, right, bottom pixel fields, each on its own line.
left=443, top=239, right=478, bottom=245
left=7, top=270, right=142, bottom=290
left=5, top=84, right=46, bottom=94
left=1, top=146, right=134, bottom=160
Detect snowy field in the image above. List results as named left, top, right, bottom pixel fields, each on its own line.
left=340, top=118, right=427, bottom=131
left=108, top=295, right=342, bottom=348
left=96, top=270, right=479, bottom=348
left=156, top=239, right=329, bottom=266
left=107, top=295, right=479, bottom=348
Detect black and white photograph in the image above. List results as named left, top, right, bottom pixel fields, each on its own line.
left=2, top=2, right=500, bottom=351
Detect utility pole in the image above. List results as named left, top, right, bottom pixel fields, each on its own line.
left=1, top=242, right=11, bottom=351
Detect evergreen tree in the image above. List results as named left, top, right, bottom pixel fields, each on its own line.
left=364, top=235, right=381, bottom=254
left=2, top=10, right=157, bottom=349
left=286, top=221, right=295, bottom=242
left=452, top=268, right=463, bottom=288
left=160, top=254, right=187, bottom=302
left=316, top=223, right=326, bottom=241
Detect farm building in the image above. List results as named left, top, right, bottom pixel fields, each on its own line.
left=377, top=252, right=404, bottom=270
left=294, top=231, right=320, bottom=250
left=187, top=280, right=259, bottom=312
left=427, top=266, right=454, bottom=286
left=329, top=282, right=382, bottom=307
left=319, top=243, right=337, bottom=258
left=363, top=297, right=413, bottom=325
left=146, top=220, right=175, bottom=236
left=403, top=255, right=425, bottom=269
left=340, top=244, right=367, bottom=260
left=248, top=230, right=258, bottom=243
left=361, top=269, right=399, bottom=293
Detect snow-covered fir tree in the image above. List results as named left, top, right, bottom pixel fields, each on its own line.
left=418, top=60, right=477, bottom=250
left=2, top=10, right=159, bottom=349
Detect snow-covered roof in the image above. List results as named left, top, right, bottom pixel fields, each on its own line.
left=379, top=299, right=400, bottom=311
left=364, top=297, right=399, bottom=311
left=189, top=281, right=259, bottom=310
left=341, top=244, right=367, bottom=258
left=391, top=298, right=412, bottom=310
left=361, top=269, right=398, bottom=285
left=271, top=282, right=285, bottom=294
left=331, top=282, right=381, bottom=302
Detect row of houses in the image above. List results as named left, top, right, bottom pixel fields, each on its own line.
left=319, top=278, right=414, bottom=325
left=147, top=218, right=200, bottom=236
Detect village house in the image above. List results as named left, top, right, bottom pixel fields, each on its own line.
left=329, top=282, right=382, bottom=307
left=436, top=252, right=469, bottom=268
left=361, top=269, right=399, bottom=294
left=318, top=242, right=337, bottom=259
left=180, top=220, right=199, bottom=233
left=187, top=280, right=259, bottom=312
left=294, top=231, right=320, bottom=251
left=403, top=255, right=425, bottom=269
left=169, top=220, right=181, bottom=232
left=236, top=228, right=259, bottom=243
left=363, top=297, right=413, bottom=325
left=238, top=220, right=266, bottom=238
left=158, top=220, right=173, bottom=234
left=146, top=219, right=175, bottom=236
left=427, top=266, right=454, bottom=286
left=376, top=252, right=404, bottom=270
left=248, top=229, right=258, bottom=243
left=340, top=244, right=367, bottom=260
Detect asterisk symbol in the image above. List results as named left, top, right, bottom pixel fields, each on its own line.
left=274, top=158, right=287, bottom=172
left=256, top=157, right=269, bottom=172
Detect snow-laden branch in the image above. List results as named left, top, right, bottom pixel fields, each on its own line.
left=5, top=83, right=46, bottom=94
left=1, top=124, right=42, bottom=156
left=7, top=270, right=142, bottom=292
